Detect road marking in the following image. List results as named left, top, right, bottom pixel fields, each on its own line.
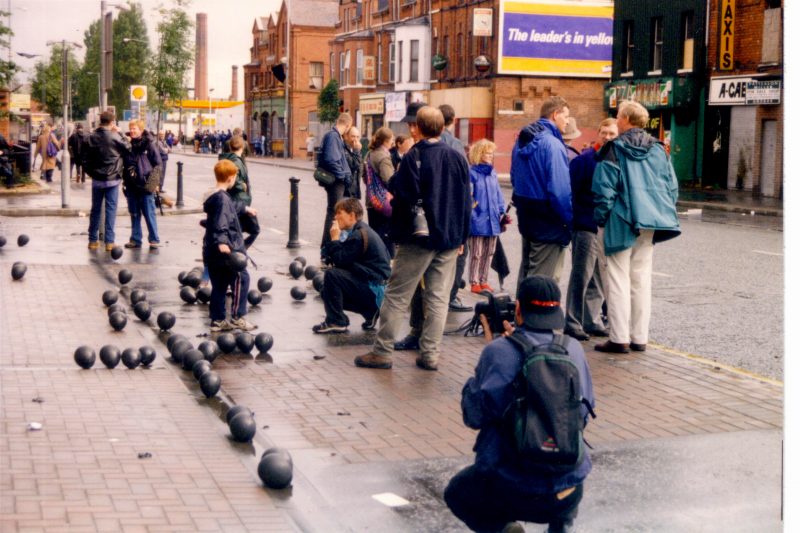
left=371, top=493, right=410, bottom=507
left=652, top=272, right=672, bottom=278
left=752, top=249, right=782, bottom=257
left=268, top=228, right=285, bottom=235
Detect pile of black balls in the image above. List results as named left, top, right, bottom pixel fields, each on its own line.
left=97, top=345, right=157, bottom=369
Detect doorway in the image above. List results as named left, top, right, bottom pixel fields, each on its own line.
left=759, top=120, right=777, bottom=197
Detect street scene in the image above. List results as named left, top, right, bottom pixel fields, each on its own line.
left=0, top=0, right=788, bottom=532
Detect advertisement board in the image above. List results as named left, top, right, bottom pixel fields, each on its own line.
left=498, top=0, right=613, bottom=77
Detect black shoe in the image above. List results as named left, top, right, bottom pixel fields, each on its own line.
left=595, top=340, right=630, bottom=353
left=415, top=356, right=438, bottom=371
left=312, top=321, right=348, bottom=334
left=630, top=342, right=647, bottom=352
left=361, top=310, right=380, bottom=331
left=448, top=297, right=473, bottom=312
left=564, top=329, right=590, bottom=341
left=393, top=335, right=420, bottom=351
left=586, top=327, right=610, bottom=337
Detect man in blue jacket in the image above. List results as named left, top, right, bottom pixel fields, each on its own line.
left=592, top=100, right=680, bottom=353
left=445, top=275, right=595, bottom=533
left=318, top=113, right=353, bottom=253
left=511, top=96, right=574, bottom=295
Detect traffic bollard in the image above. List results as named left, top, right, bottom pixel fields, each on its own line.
left=286, top=177, right=300, bottom=249
left=176, top=161, right=184, bottom=208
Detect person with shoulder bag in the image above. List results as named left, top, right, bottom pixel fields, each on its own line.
left=365, top=127, right=396, bottom=258
left=316, top=113, right=354, bottom=257
left=122, top=120, right=162, bottom=249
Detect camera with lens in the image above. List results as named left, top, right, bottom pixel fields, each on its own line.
left=474, top=291, right=516, bottom=334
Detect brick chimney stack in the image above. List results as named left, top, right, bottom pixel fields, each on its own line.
left=230, top=65, right=238, bottom=101
left=194, top=13, right=208, bottom=100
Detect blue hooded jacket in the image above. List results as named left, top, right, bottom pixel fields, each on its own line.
left=469, top=163, right=506, bottom=237
left=510, top=119, right=573, bottom=246
left=318, top=127, right=352, bottom=186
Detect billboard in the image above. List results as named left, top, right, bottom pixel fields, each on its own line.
left=498, top=0, right=613, bottom=77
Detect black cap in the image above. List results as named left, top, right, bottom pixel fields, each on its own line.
left=517, top=275, right=564, bottom=330
left=401, top=101, right=427, bottom=123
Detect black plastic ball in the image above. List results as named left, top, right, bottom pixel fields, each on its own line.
left=312, top=273, right=324, bottom=293
left=121, top=347, right=141, bottom=369
left=110, top=245, right=123, bottom=260
left=304, top=265, right=320, bottom=280
left=290, top=286, right=306, bottom=301
left=109, top=311, right=127, bottom=331
left=229, top=252, right=248, bottom=272
left=157, top=311, right=176, bottom=331
left=99, top=345, right=121, bottom=369
left=247, top=290, right=262, bottom=306
left=170, top=339, right=193, bottom=364
left=133, top=301, right=151, bottom=321
left=216, top=333, right=237, bottom=354
left=107, top=303, right=127, bottom=317
left=254, top=332, right=274, bottom=353
left=139, top=346, right=157, bottom=366
left=257, top=277, right=273, bottom=293
left=200, top=370, right=221, bottom=398
left=288, top=261, right=304, bottom=279
left=180, top=286, right=197, bottom=304
left=192, top=359, right=212, bottom=380
left=102, top=290, right=118, bottom=307
left=228, top=412, right=256, bottom=442
left=130, top=289, right=147, bottom=305
left=258, top=453, right=293, bottom=489
left=74, top=346, right=96, bottom=369
left=178, top=271, right=188, bottom=285
left=293, top=255, right=307, bottom=267
left=17, top=234, right=29, bottom=247
left=236, top=332, right=255, bottom=354
left=196, top=286, right=211, bottom=304
left=11, top=262, right=26, bottom=281
left=198, top=340, right=219, bottom=363
left=184, top=271, right=202, bottom=289
left=0, top=235, right=6, bottom=247
left=261, top=447, right=293, bottom=464
left=226, top=405, right=253, bottom=424
left=118, top=269, right=133, bottom=285
left=167, top=333, right=187, bottom=352
left=182, top=349, right=204, bottom=371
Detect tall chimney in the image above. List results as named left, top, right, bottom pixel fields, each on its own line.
left=230, top=65, right=239, bottom=101
left=195, top=13, right=208, bottom=100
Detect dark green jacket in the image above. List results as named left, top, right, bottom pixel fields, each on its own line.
left=218, top=152, right=251, bottom=206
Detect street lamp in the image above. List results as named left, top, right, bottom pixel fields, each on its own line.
left=100, top=1, right=129, bottom=112
left=208, top=87, right=214, bottom=129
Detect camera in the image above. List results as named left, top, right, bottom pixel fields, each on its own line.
left=474, top=291, right=516, bottom=334
left=412, top=200, right=429, bottom=238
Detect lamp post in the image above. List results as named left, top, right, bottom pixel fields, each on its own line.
left=100, top=1, right=129, bottom=112
left=284, top=0, right=290, bottom=159
left=208, top=87, right=214, bottom=130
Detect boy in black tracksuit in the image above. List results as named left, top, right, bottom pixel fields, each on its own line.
left=203, top=160, right=258, bottom=332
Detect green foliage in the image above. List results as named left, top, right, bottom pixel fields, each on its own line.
left=149, top=0, right=194, bottom=128
left=74, top=20, right=101, bottom=115
left=30, top=44, right=82, bottom=118
left=0, top=10, right=19, bottom=88
left=317, top=79, right=340, bottom=125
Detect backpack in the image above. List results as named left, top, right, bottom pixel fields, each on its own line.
left=504, top=330, right=596, bottom=472
left=364, top=159, right=393, bottom=216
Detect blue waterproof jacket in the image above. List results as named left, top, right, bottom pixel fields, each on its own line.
left=570, top=146, right=600, bottom=233
left=318, top=128, right=352, bottom=186
left=510, top=119, right=573, bottom=246
left=469, top=163, right=506, bottom=237
left=592, top=129, right=681, bottom=255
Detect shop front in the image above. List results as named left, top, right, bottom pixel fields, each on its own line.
left=604, top=76, right=702, bottom=184
left=251, top=92, right=286, bottom=156
left=359, top=93, right=385, bottom=140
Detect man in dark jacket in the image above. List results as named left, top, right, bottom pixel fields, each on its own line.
left=342, top=125, right=362, bottom=200
left=511, top=96, right=573, bottom=294
left=564, top=118, right=618, bottom=341
left=68, top=123, right=87, bottom=182
left=445, top=275, right=595, bottom=533
left=318, top=113, right=353, bottom=253
left=313, top=198, right=391, bottom=334
left=83, top=110, right=131, bottom=251
left=355, top=105, right=471, bottom=371
left=219, top=136, right=259, bottom=248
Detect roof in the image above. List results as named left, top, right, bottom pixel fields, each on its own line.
left=287, top=0, right=339, bottom=27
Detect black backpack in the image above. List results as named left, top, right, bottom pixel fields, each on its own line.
left=504, top=330, right=596, bottom=472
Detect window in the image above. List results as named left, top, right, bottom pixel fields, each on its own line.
left=377, top=43, right=383, bottom=83
left=356, top=49, right=364, bottom=84
left=456, top=32, right=463, bottom=78
left=389, top=42, right=396, bottom=82
left=330, top=52, right=335, bottom=81
left=466, top=31, right=472, bottom=76
left=443, top=35, right=450, bottom=76
left=431, top=36, right=438, bottom=78
left=344, top=49, right=351, bottom=85
left=680, top=11, right=694, bottom=70
left=622, top=21, right=634, bottom=73
left=309, top=61, right=324, bottom=89
left=377, top=0, right=389, bottom=13
left=650, top=17, right=663, bottom=72
left=398, top=41, right=403, bottom=82
left=513, top=99, right=524, bottom=112
left=339, top=52, right=345, bottom=84
left=409, top=40, right=419, bottom=82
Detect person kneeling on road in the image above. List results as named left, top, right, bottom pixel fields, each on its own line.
left=445, top=275, right=596, bottom=533
left=313, top=198, right=391, bottom=334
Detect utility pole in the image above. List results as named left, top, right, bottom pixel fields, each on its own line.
left=284, top=0, right=290, bottom=159
left=60, top=41, right=70, bottom=208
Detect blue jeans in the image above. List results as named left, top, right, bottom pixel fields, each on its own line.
left=88, top=184, right=120, bottom=244
left=126, top=191, right=160, bottom=245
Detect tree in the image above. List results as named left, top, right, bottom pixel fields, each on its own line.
left=0, top=11, right=19, bottom=89
left=30, top=44, right=82, bottom=118
left=74, top=20, right=101, bottom=116
left=317, top=79, right=340, bottom=126
left=149, top=0, right=194, bottom=131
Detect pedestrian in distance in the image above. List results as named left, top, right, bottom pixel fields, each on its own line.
left=36, top=123, right=59, bottom=183
left=467, top=139, right=506, bottom=295
left=219, top=135, right=260, bottom=249
left=83, top=111, right=132, bottom=251
left=122, top=119, right=162, bottom=250
left=317, top=112, right=353, bottom=256
left=365, top=126, right=396, bottom=258
left=444, top=275, right=596, bottom=533
left=511, top=96, right=574, bottom=293
left=68, top=123, right=87, bottom=183
left=202, top=159, right=258, bottom=333
left=305, top=132, right=315, bottom=162
left=355, top=104, right=471, bottom=371
left=390, top=134, right=412, bottom=171
left=593, top=100, right=681, bottom=353
left=156, top=130, right=170, bottom=192
left=564, top=118, right=618, bottom=342
left=313, top=198, right=391, bottom=334
left=343, top=126, right=363, bottom=200
left=562, top=117, right=582, bottom=161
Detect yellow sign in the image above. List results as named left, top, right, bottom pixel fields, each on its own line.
left=363, top=56, right=375, bottom=82
left=719, top=0, right=735, bottom=70
left=130, top=85, right=148, bottom=102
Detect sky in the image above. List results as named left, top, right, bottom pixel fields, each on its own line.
left=10, top=0, right=283, bottom=99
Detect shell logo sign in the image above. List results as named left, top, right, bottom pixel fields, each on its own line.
left=130, top=85, right=147, bottom=103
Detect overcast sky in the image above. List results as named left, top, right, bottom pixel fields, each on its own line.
left=11, top=0, right=283, bottom=98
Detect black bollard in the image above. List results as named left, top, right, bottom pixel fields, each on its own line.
left=176, top=161, right=185, bottom=208
left=286, top=177, right=301, bottom=249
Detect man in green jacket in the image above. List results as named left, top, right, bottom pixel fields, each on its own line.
left=219, top=135, right=259, bottom=248
left=592, top=100, right=680, bottom=354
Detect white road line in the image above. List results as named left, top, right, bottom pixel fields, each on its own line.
left=652, top=272, right=673, bottom=278
left=752, top=249, right=782, bottom=257
left=268, top=228, right=285, bottom=234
